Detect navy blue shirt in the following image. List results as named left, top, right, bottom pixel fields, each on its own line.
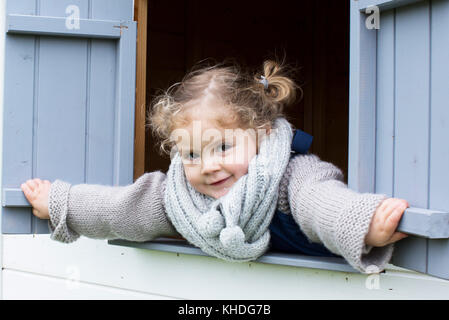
left=268, top=129, right=339, bottom=257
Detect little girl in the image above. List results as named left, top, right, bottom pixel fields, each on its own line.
left=21, top=60, right=409, bottom=273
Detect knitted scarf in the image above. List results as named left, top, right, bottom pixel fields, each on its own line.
left=164, top=117, right=294, bottom=262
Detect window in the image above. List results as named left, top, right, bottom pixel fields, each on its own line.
left=115, top=0, right=449, bottom=277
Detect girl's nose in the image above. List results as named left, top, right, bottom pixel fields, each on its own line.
left=200, top=156, right=221, bottom=175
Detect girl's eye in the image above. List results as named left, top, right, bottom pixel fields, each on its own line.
left=184, top=152, right=199, bottom=161
left=182, top=143, right=231, bottom=161
left=189, top=152, right=199, bottom=160
left=218, top=143, right=232, bottom=153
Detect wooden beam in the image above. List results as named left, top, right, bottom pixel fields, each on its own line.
left=356, top=0, right=424, bottom=11
left=348, top=1, right=377, bottom=193
left=397, top=207, right=449, bottom=239
left=133, top=0, right=148, bottom=181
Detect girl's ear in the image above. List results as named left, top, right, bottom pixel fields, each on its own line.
left=256, top=125, right=272, bottom=154
left=264, top=124, right=272, bottom=136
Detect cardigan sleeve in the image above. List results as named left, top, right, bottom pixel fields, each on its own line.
left=286, top=153, right=394, bottom=274
left=47, top=171, right=180, bottom=243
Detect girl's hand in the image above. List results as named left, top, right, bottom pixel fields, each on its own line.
left=20, top=179, right=51, bottom=220
left=365, top=197, right=410, bottom=247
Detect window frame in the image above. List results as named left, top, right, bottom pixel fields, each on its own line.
left=114, top=0, right=449, bottom=276
left=123, top=0, right=362, bottom=275
left=108, top=238, right=358, bottom=273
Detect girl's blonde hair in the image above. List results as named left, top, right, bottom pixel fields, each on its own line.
left=147, top=59, right=302, bottom=156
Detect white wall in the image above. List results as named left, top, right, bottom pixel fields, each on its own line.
left=3, top=234, right=449, bottom=299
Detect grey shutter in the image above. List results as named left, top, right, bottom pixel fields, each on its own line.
left=349, top=0, right=449, bottom=280
left=1, top=0, right=136, bottom=234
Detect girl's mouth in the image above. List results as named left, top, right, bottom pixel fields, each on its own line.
left=210, top=176, right=230, bottom=186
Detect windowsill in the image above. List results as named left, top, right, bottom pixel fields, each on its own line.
left=108, top=238, right=358, bottom=274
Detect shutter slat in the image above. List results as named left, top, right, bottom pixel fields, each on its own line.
left=2, top=188, right=31, bottom=207
left=7, top=14, right=122, bottom=39
left=397, top=207, right=449, bottom=239
left=357, top=0, right=424, bottom=11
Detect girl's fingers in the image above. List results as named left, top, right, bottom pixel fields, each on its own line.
left=385, top=204, right=407, bottom=232
left=382, top=200, right=406, bottom=224
left=21, top=183, right=30, bottom=194
left=24, top=178, right=48, bottom=191
left=377, top=198, right=402, bottom=223
left=21, top=184, right=35, bottom=202
left=32, top=208, right=42, bottom=218
left=377, top=197, right=395, bottom=214
left=378, top=201, right=398, bottom=224
left=27, top=179, right=38, bottom=191
left=388, top=232, right=409, bottom=244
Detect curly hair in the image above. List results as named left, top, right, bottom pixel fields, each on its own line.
left=147, top=58, right=302, bottom=156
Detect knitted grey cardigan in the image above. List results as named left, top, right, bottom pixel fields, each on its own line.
left=48, top=153, right=393, bottom=273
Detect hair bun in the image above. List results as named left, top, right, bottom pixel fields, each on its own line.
left=257, top=60, right=300, bottom=107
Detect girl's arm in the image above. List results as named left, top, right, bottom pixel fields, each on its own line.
left=286, top=153, right=400, bottom=273
left=23, top=172, right=180, bottom=243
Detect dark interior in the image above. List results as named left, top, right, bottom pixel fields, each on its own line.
left=145, top=0, right=350, bottom=181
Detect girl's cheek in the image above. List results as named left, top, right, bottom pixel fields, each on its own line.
left=183, top=166, right=196, bottom=182
left=232, top=159, right=250, bottom=177
left=232, top=146, right=251, bottom=166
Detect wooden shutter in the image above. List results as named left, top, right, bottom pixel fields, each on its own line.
left=1, top=0, right=136, bottom=234
left=349, top=0, right=449, bottom=279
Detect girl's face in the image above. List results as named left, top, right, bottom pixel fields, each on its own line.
left=173, top=103, right=264, bottom=199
